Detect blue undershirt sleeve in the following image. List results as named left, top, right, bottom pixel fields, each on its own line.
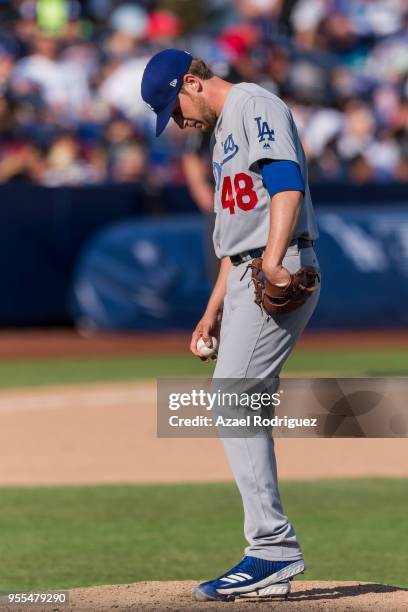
left=259, top=159, right=305, bottom=198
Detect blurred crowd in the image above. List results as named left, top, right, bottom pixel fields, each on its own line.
left=0, top=0, right=406, bottom=186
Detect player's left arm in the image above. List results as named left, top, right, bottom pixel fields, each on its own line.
left=260, top=158, right=305, bottom=285
left=243, top=96, right=306, bottom=286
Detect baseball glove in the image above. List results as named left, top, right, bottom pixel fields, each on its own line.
left=243, top=258, right=319, bottom=316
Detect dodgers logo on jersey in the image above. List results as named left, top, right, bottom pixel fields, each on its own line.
left=255, top=117, right=275, bottom=149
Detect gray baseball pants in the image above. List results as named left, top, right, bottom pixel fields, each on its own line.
left=213, top=244, right=320, bottom=561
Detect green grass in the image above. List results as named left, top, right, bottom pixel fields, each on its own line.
left=0, top=479, right=406, bottom=591
left=0, top=348, right=406, bottom=388
left=287, top=348, right=408, bottom=377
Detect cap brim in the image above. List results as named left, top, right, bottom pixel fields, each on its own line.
left=156, top=94, right=178, bottom=137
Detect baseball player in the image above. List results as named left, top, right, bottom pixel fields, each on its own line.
left=141, top=49, right=320, bottom=601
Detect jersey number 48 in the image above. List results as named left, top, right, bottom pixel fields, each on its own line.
left=221, top=173, right=258, bottom=214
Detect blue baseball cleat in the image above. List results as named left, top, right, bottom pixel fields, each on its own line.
left=192, top=556, right=305, bottom=601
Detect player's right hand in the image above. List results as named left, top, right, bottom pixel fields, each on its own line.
left=190, top=312, right=220, bottom=360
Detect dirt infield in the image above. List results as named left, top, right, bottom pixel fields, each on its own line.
left=0, top=380, right=407, bottom=485
left=68, top=580, right=408, bottom=611
left=0, top=329, right=407, bottom=359
left=2, top=581, right=407, bottom=612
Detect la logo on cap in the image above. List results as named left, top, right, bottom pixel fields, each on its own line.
left=169, top=79, right=178, bottom=87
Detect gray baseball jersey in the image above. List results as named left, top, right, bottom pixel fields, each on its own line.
left=211, top=83, right=318, bottom=258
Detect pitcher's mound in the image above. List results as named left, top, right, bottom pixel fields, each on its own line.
left=3, top=581, right=407, bottom=612
left=66, top=580, right=407, bottom=611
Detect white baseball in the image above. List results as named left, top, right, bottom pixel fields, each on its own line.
left=197, top=336, right=218, bottom=358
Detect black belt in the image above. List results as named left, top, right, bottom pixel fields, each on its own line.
left=230, top=238, right=314, bottom=266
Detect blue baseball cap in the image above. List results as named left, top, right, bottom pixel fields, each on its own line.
left=141, top=49, right=192, bottom=136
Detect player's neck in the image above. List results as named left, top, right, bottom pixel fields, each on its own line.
left=204, top=77, right=234, bottom=118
